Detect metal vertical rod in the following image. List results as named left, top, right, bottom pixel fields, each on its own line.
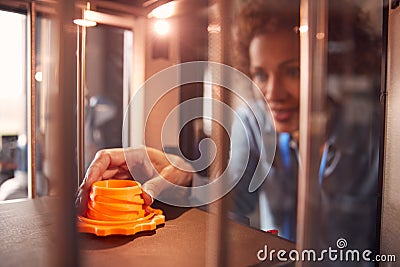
left=130, top=17, right=146, bottom=147
left=122, top=30, right=132, bottom=148
left=296, top=0, right=327, bottom=264
left=53, top=0, right=79, bottom=265
left=376, top=0, right=389, bottom=256
left=77, top=18, right=86, bottom=184
left=206, top=0, right=232, bottom=266
left=28, top=1, right=37, bottom=199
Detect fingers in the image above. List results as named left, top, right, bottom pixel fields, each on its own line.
left=159, top=163, right=193, bottom=187
left=142, top=176, right=168, bottom=205
left=80, top=150, right=112, bottom=191
left=80, top=148, right=131, bottom=190
left=140, top=148, right=193, bottom=206
left=145, top=147, right=193, bottom=186
left=141, top=189, right=154, bottom=206
left=76, top=146, right=193, bottom=213
left=76, top=148, right=126, bottom=215
left=75, top=187, right=89, bottom=215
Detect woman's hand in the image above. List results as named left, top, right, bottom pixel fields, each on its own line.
left=75, top=146, right=193, bottom=215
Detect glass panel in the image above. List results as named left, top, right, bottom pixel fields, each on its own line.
left=34, top=13, right=58, bottom=198
left=84, top=24, right=133, bottom=169
left=174, top=0, right=383, bottom=260
left=67, top=0, right=384, bottom=265
left=316, top=0, right=382, bottom=256
left=0, top=7, right=56, bottom=201
left=0, top=10, right=27, bottom=201
left=226, top=1, right=301, bottom=241
left=214, top=0, right=381, bottom=262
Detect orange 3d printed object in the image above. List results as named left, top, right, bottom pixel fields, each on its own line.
left=77, top=180, right=165, bottom=236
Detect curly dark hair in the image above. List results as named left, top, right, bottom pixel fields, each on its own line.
left=233, top=0, right=381, bottom=78
left=233, top=0, right=300, bottom=77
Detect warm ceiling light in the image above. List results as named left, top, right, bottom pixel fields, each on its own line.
left=154, top=19, right=170, bottom=35
left=148, top=1, right=176, bottom=19
left=73, top=2, right=97, bottom=27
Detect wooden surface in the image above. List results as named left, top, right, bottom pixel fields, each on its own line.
left=0, top=197, right=295, bottom=267
left=0, top=198, right=56, bottom=267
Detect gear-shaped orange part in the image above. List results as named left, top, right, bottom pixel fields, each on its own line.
left=77, top=180, right=165, bottom=236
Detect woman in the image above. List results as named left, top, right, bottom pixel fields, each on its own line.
left=228, top=0, right=301, bottom=242
left=77, top=0, right=380, bottom=256
left=229, top=0, right=380, bottom=255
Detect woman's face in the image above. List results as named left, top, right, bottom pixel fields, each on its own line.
left=249, top=29, right=300, bottom=134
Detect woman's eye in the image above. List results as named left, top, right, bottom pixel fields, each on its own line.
left=284, top=67, right=300, bottom=79
left=252, top=71, right=268, bottom=83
